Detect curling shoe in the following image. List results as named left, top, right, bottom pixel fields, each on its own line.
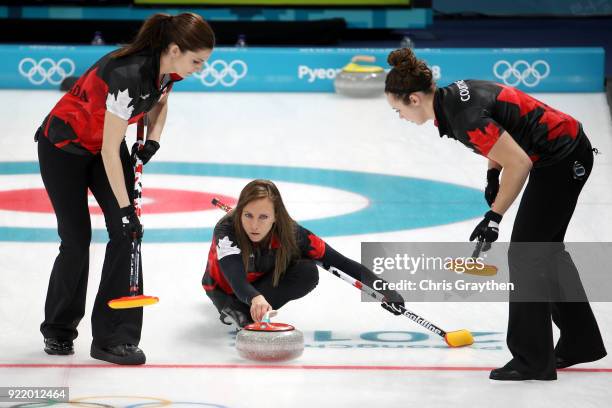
left=220, top=305, right=253, bottom=329
left=556, top=352, right=607, bottom=369
left=90, top=343, right=146, bottom=365
left=490, top=365, right=556, bottom=381
left=44, top=338, right=74, bottom=355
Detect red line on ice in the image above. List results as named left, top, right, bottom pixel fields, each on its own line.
left=1, top=364, right=611, bottom=372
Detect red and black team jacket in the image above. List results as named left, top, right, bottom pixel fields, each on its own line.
left=40, top=49, right=182, bottom=155
left=433, top=80, right=581, bottom=167
left=202, top=215, right=386, bottom=305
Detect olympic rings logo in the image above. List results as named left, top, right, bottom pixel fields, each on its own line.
left=18, top=57, right=76, bottom=86
left=8, top=395, right=229, bottom=407
left=193, top=59, right=248, bottom=87
left=493, top=59, right=550, bottom=87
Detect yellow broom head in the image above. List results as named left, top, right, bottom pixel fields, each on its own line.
left=448, top=259, right=498, bottom=276
left=108, top=295, right=159, bottom=309
left=444, top=329, right=474, bottom=347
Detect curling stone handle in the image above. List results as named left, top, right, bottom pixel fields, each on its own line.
left=351, top=55, right=376, bottom=63
left=262, top=310, right=278, bottom=323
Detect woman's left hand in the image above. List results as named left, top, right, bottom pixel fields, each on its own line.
left=381, top=290, right=405, bottom=316
left=250, top=294, right=272, bottom=322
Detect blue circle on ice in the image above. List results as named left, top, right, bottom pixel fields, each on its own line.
left=0, top=161, right=485, bottom=242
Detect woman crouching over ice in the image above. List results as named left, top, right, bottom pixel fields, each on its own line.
left=202, top=179, right=405, bottom=327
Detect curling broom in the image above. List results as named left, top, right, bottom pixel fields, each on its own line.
left=108, top=116, right=159, bottom=309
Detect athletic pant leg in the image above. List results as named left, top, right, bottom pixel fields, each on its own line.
left=88, top=141, right=142, bottom=347
left=552, top=301, right=606, bottom=362
left=206, top=287, right=251, bottom=317
left=507, top=134, right=601, bottom=375
left=549, top=136, right=606, bottom=362
left=38, top=135, right=92, bottom=341
left=252, top=259, right=319, bottom=310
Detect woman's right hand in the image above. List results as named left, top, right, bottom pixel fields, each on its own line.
left=250, top=295, right=272, bottom=322
left=119, top=205, right=143, bottom=239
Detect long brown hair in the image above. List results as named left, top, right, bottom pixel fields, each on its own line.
left=113, top=12, right=215, bottom=58
left=231, top=179, right=300, bottom=287
left=385, top=48, right=435, bottom=104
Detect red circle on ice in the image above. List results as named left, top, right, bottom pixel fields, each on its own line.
left=0, top=188, right=236, bottom=214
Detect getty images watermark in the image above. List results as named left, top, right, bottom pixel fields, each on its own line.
left=370, top=251, right=511, bottom=294
left=360, top=242, right=612, bottom=302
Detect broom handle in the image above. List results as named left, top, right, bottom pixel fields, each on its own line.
left=129, top=117, right=146, bottom=296
left=133, top=117, right=145, bottom=217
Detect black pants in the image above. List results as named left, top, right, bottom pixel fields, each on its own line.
left=37, top=134, right=142, bottom=347
left=507, top=133, right=606, bottom=377
left=206, top=259, right=319, bottom=319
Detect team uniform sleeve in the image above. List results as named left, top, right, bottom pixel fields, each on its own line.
left=452, top=106, right=506, bottom=157
left=214, top=224, right=261, bottom=305
left=102, top=66, right=140, bottom=121
left=297, top=225, right=403, bottom=302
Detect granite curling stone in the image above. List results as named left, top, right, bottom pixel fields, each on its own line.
left=236, top=312, right=304, bottom=362
left=334, top=55, right=387, bottom=98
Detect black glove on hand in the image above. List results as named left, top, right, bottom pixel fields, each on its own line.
left=469, top=210, right=502, bottom=250
left=120, top=205, right=143, bottom=239
left=381, top=290, right=405, bottom=316
left=131, top=140, right=160, bottom=165
left=485, top=168, right=501, bottom=207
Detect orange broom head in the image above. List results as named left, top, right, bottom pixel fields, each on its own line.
left=108, top=295, right=159, bottom=309
left=444, top=329, right=474, bottom=347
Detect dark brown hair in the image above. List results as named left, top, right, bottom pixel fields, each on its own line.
left=113, top=12, right=215, bottom=58
left=230, top=179, right=300, bottom=287
left=385, top=48, right=434, bottom=104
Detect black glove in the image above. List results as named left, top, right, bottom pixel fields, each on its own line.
left=485, top=168, right=500, bottom=207
left=381, top=290, right=405, bottom=316
left=469, top=210, right=502, bottom=250
left=131, top=140, right=160, bottom=165
left=120, top=205, right=143, bottom=239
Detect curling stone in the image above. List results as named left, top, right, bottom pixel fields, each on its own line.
left=334, top=55, right=387, bottom=98
left=235, top=311, right=304, bottom=362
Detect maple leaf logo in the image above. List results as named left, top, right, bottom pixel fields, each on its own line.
left=106, top=88, right=134, bottom=120
left=466, top=122, right=501, bottom=156
left=496, top=84, right=540, bottom=117
left=539, top=109, right=579, bottom=141
left=217, top=236, right=241, bottom=259
left=496, top=83, right=578, bottom=141
left=307, top=234, right=326, bottom=259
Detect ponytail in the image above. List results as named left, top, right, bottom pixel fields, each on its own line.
left=113, top=12, right=215, bottom=58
